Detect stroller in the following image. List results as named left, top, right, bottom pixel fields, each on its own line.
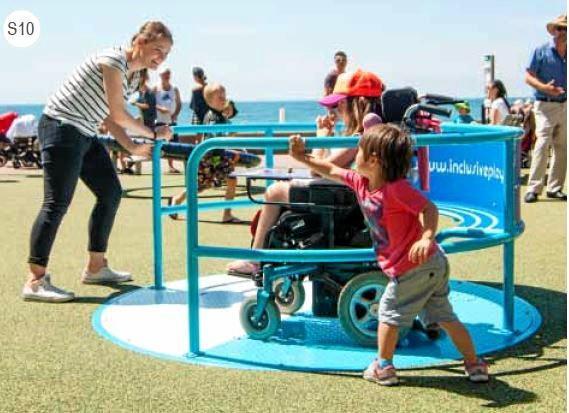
left=0, top=114, right=41, bottom=169
left=235, top=89, right=458, bottom=346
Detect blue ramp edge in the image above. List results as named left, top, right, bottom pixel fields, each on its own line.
left=92, top=275, right=541, bottom=372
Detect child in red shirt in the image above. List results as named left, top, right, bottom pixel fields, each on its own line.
left=289, top=124, right=488, bottom=386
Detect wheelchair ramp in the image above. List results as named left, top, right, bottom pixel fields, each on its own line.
left=92, top=275, right=541, bottom=371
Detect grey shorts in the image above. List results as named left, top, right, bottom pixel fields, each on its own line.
left=379, top=250, right=458, bottom=328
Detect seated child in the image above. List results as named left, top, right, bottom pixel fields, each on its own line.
left=169, top=84, right=241, bottom=222
left=454, top=102, right=475, bottom=124
left=288, top=124, right=489, bottom=386
left=204, top=98, right=242, bottom=223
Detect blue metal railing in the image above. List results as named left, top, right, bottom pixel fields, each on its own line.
left=148, top=122, right=522, bottom=356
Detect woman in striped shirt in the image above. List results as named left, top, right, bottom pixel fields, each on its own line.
left=23, top=21, right=173, bottom=303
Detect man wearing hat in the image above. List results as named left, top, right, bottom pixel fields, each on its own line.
left=524, top=14, right=567, bottom=203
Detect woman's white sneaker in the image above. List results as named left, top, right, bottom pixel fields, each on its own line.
left=22, top=274, right=75, bottom=303
left=82, top=266, right=132, bottom=284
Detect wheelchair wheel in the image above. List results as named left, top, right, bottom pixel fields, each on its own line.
left=337, top=271, right=388, bottom=347
left=273, top=278, right=305, bottom=315
left=240, top=296, right=281, bottom=340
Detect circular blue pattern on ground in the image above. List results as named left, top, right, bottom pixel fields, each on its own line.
left=92, top=275, right=541, bottom=372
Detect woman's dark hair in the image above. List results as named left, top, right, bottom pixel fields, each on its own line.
left=359, top=124, right=413, bottom=182
left=490, top=79, right=510, bottom=111
left=343, top=96, right=382, bottom=136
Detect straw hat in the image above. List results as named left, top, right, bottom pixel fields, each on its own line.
left=547, top=14, right=567, bottom=35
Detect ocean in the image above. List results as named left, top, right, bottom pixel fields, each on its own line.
left=0, top=97, right=525, bottom=125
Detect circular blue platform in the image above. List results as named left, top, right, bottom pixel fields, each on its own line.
left=92, top=275, right=541, bottom=371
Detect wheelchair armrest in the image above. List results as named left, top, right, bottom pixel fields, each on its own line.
left=245, top=177, right=337, bottom=210
left=243, top=172, right=353, bottom=211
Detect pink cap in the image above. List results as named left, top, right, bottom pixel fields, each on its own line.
left=363, top=113, right=383, bottom=131
left=319, top=93, right=348, bottom=108
left=318, top=71, right=352, bottom=108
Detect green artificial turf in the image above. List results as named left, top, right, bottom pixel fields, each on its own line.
left=0, top=171, right=565, bottom=412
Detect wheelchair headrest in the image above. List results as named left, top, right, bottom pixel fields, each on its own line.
left=380, top=87, right=419, bottom=123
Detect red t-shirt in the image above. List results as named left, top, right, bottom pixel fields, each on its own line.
left=341, top=170, right=438, bottom=277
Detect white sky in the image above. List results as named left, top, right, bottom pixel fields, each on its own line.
left=0, top=0, right=565, bottom=103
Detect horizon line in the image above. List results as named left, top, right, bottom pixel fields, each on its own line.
left=1, top=95, right=534, bottom=107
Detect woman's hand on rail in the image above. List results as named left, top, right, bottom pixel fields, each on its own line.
left=128, top=142, right=154, bottom=158
left=155, top=125, right=173, bottom=140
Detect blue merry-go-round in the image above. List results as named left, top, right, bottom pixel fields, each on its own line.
left=92, top=120, right=541, bottom=372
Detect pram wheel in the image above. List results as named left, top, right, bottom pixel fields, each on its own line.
left=273, top=278, right=305, bottom=315
left=0, top=155, right=7, bottom=168
left=337, top=271, right=388, bottom=347
left=240, top=296, right=281, bottom=340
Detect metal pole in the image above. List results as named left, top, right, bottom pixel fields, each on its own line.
left=502, top=138, right=515, bottom=332
left=152, top=140, right=165, bottom=290
left=187, top=144, right=202, bottom=356
left=482, top=54, right=495, bottom=124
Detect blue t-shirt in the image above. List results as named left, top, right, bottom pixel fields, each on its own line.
left=455, top=114, right=475, bottom=124
left=527, top=40, right=567, bottom=102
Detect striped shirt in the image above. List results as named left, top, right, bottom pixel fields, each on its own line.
left=44, top=46, right=142, bottom=137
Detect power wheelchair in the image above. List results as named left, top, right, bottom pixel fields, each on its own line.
left=235, top=89, right=459, bottom=346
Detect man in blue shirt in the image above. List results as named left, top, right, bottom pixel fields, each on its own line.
left=525, top=14, right=567, bottom=203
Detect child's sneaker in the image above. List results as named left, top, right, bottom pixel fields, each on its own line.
left=22, top=274, right=75, bottom=303
left=363, top=359, right=399, bottom=386
left=465, top=358, right=489, bottom=383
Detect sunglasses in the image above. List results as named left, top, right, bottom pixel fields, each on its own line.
left=556, top=26, right=567, bottom=32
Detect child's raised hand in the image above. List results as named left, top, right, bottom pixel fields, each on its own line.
left=289, top=134, right=306, bottom=161
left=315, top=115, right=335, bottom=137
left=408, top=238, right=433, bottom=265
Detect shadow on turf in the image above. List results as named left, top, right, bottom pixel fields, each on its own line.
left=397, top=373, right=537, bottom=408
left=72, top=283, right=142, bottom=305
left=319, top=283, right=566, bottom=407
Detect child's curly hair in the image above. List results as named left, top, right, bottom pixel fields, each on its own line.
left=358, top=124, right=413, bottom=182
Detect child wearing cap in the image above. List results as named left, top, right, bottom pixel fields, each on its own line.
left=227, top=69, right=384, bottom=277
left=288, top=124, right=489, bottom=386
left=454, top=102, right=475, bottom=124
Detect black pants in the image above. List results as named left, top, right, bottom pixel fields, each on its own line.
left=28, top=115, right=122, bottom=267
